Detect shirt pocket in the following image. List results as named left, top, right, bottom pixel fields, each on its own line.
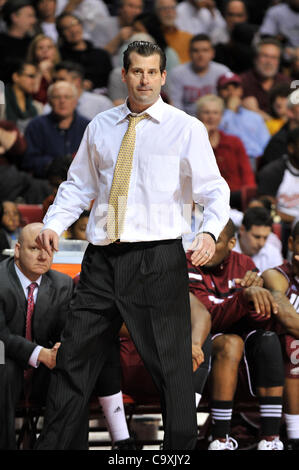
left=147, top=154, right=179, bottom=192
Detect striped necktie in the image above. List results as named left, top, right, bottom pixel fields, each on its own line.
left=107, top=113, right=148, bottom=241
left=25, top=282, right=38, bottom=342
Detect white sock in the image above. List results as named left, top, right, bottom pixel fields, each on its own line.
left=195, top=393, right=202, bottom=408
left=98, top=391, right=130, bottom=443
left=284, top=413, right=299, bottom=439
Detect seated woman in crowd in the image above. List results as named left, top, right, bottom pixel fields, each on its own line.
left=27, top=34, right=61, bottom=105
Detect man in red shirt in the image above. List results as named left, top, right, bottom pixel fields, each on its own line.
left=196, top=94, right=256, bottom=211
left=187, top=219, right=297, bottom=450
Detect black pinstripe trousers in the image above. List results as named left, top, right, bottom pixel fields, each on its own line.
left=35, top=239, right=198, bottom=450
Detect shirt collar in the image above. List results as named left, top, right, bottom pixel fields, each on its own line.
left=116, top=96, right=164, bottom=125
left=14, top=263, right=42, bottom=294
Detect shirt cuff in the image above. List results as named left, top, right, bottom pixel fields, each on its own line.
left=28, top=345, right=43, bottom=368
left=42, top=219, right=65, bottom=238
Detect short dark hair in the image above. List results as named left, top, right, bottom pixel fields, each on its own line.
left=269, top=82, right=291, bottom=117
left=255, top=37, right=282, bottom=56
left=123, top=41, right=166, bottom=73
left=2, top=0, right=33, bottom=26
left=223, top=218, right=236, bottom=240
left=287, top=127, right=299, bottom=146
left=242, top=207, right=273, bottom=231
left=190, top=34, right=212, bottom=49
left=56, top=12, right=81, bottom=36
left=55, top=61, right=85, bottom=79
left=7, top=59, right=36, bottom=82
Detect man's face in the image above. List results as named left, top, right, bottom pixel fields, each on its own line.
left=49, top=82, right=78, bottom=119
left=239, top=224, right=271, bottom=256
left=14, top=226, right=53, bottom=280
left=36, top=0, right=56, bottom=20
left=156, top=0, right=177, bottom=27
left=59, top=15, right=83, bottom=44
left=255, top=44, right=280, bottom=79
left=12, top=6, right=36, bottom=33
left=70, top=216, right=89, bottom=240
left=197, top=102, right=223, bottom=132
left=13, top=64, right=37, bottom=95
left=190, top=40, right=214, bottom=72
left=288, top=104, right=299, bottom=127
left=225, top=0, right=247, bottom=31
left=2, top=201, right=20, bottom=233
left=120, top=0, right=143, bottom=25
left=218, top=82, right=243, bottom=102
left=204, top=230, right=236, bottom=269
left=122, top=52, right=166, bottom=112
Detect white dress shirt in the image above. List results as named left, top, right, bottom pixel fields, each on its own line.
left=176, top=1, right=226, bottom=41
left=43, top=96, right=230, bottom=243
left=14, top=264, right=43, bottom=368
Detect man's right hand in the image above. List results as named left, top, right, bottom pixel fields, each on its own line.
left=38, top=343, right=61, bottom=369
left=243, top=286, right=278, bottom=319
left=36, top=229, right=59, bottom=257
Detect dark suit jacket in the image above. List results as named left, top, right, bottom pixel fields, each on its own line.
left=0, top=257, right=73, bottom=369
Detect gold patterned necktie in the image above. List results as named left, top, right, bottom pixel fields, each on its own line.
left=107, top=113, right=148, bottom=241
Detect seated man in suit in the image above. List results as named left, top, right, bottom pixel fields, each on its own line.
left=0, top=222, right=73, bottom=449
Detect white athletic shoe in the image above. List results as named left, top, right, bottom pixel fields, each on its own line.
left=257, top=437, right=284, bottom=450
left=208, top=435, right=238, bottom=450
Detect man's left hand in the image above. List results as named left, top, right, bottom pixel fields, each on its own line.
left=189, top=233, right=215, bottom=266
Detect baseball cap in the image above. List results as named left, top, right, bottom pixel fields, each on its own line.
left=217, top=72, right=242, bottom=89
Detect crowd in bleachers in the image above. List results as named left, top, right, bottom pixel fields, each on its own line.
left=0, top=0, right=298, bottom=256
left=0, top=0, right=299, bottom=451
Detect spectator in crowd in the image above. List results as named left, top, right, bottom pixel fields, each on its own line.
left=0, top=120, right=51, bottom=204
left=258, top=0, right=299, bottom=61
left=155, top=0, right=193, bottom=64
left=196, top=94, right=256, bottom=210
left=90, top=0, right=143, bottom=66
left=187, top=220, right=286, bottom=451
left=0, top=222, right=74, bottom=449
left=0, top=0, right=37, bottom=82
left=4, top=60, right=43, bottom=134
left=234, top=206, right=284, bottom=272
left=44, top=61, right=113, bottom=120
left=266, top=83, right=290, bottom=136
left=257, top=128, right=299, bottom=227
left=27, top=34, right=61, bottom=104
left=169, top=33, right=230, bottom=116
left=214, top=2, right=257, bottom=73
left=0, top=200, right=22, bottom=248
left=55, top=0, right=110, bottom=39
left=176, top=0, right=226, bottom=44
left=34, top=0, right=58, bottom=43
left=217, top=72, right=270, bottom=168
left=213, top=0, right=249, bottom=45
left=262, top=221, right=299, bottom=451
left=23, top=80, right=89, bottom=177
left=241, top=38, right=290, bottom=120
left=261, top=88, right=299, bottom=169
left=56, top=12, right=112, bottom=92
left=67, top=209, right=90, bottom=240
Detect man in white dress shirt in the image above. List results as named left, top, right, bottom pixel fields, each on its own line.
left=234, top=206, right=284, bottom=272
left=35, top=40, right=230, bottom=450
